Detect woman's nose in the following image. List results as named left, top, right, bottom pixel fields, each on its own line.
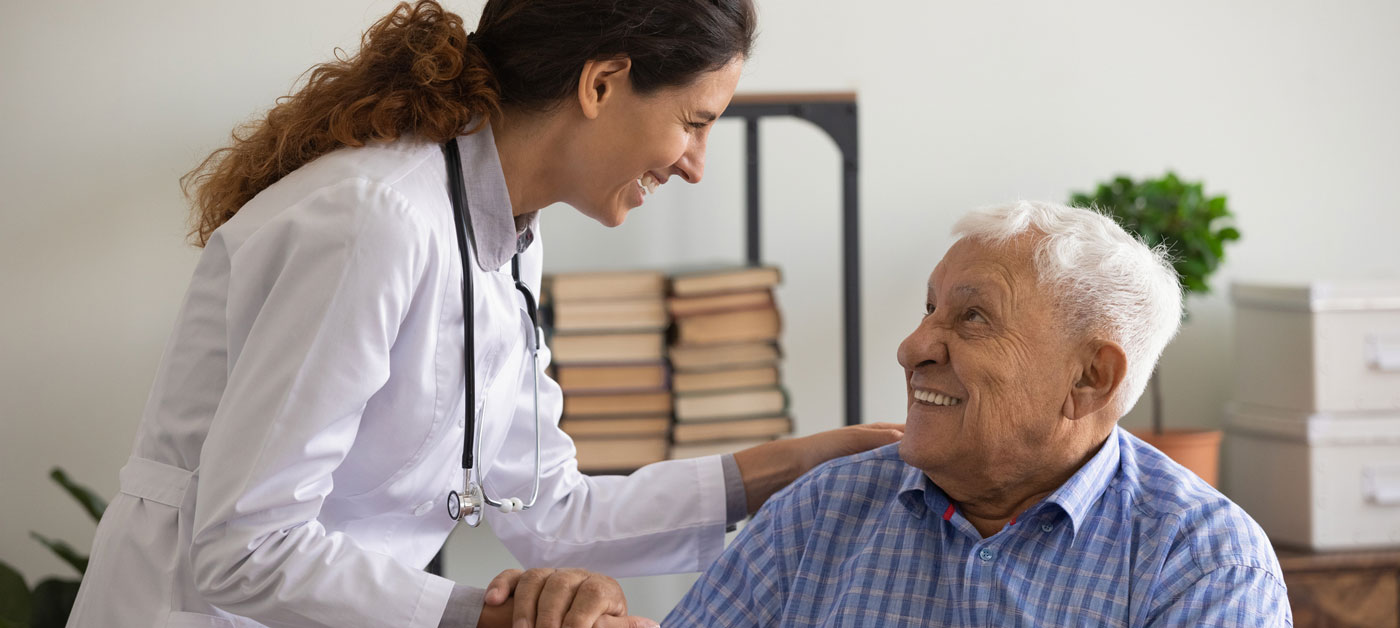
left=671, top=137, right=707, bottom=183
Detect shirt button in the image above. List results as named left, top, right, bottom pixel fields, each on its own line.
left=978, top=548, right=994, bottom=562
left=458, top=417, right=466, bottom=428
left=413, top=500, right=435, bottom=516
left=1041, top=523, right=1054, bottom=533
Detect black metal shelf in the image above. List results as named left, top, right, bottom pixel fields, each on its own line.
left=720, top=92, right=861, bottom=426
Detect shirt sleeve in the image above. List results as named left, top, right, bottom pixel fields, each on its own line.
left=663, top=482, right=799, bottom=627
left=1143, top=562, right=1293, bottom=627
left=189, top=179, right=454, bottom=628
left=437, top=584, right=486, bottom=628
left=721, top=453, right=748, bottom=530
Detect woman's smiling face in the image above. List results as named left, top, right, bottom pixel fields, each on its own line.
left=560, top=57, right=743, bottom=227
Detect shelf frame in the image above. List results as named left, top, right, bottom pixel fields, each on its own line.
left=721, top=92, right=862, bottom=426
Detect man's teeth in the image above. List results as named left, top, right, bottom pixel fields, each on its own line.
left=914, top=390, right=962, bottom=406
left=639, top=173, right=660, bottom=196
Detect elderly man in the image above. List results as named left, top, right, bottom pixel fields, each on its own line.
left=665, top=201, right=1290, bottom=627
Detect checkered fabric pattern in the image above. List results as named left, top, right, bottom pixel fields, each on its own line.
left=665, top=427, right=1291, bottom=627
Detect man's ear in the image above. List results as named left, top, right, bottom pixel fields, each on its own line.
left=1061, top=341, right=1127, bottom=421
left=576, top=57, right=632, bottom=120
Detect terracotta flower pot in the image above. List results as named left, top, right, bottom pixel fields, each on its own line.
left=1131, top=428, right=1223, bottom=487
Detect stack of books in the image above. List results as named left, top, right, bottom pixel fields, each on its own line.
left=545, top=271, right=672, bottom=472
left=666, top=266, right=792, bottom=459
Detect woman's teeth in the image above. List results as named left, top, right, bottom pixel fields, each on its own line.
left=913, top=389, right=962, bottom=406
left=638, top=173, right=660, bottom=196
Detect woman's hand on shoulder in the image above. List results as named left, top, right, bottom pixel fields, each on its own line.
left=732, top=422, right=904, bottom=514
left=478, top=568, right=659, bottom=628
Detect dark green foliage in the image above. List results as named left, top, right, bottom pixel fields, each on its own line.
left=0, top=562, right=32, bottom=628
left=27, top=580, right=80, bottom=628
left=0, top=469, right=104, bottom=627
left=48, top=469, right=105, bottom=524
left=1070, top=172, right=1240, bottom=295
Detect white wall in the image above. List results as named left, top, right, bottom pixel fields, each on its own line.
left=3, top=0, right=1398, bottom=618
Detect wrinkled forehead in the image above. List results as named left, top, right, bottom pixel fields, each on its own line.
left=929, top=235, right=1043, bottom=298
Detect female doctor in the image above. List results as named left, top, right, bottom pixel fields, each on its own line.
left=68, top=1, right=901, bottom=627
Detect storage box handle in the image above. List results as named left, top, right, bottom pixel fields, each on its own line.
left=1363, top=465, right=1400, bottom=506
left=1368, top=333, right=1400, bottom=372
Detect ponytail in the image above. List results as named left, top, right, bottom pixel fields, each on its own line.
left=182, top=0, right=498, bottom=247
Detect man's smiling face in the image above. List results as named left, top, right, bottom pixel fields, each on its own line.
left=896, top=234, right=1085, bottom=485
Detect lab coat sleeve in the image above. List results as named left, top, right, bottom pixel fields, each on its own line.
left=482, top=231, right=730, bottom=577
left=189, top=179, right=455, bottom=628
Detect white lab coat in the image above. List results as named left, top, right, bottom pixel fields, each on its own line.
left=67, top=127, right=730, bottom=628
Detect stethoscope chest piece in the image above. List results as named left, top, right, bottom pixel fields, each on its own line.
left=447, top=482, right=485, bottom=527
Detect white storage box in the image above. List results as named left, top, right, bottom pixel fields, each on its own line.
left=1224, top=402, right=1400, bottom=550
left=1232, top=280, right=1400, bottom=413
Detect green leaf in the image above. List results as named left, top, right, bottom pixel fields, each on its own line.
left=49, top=469, right=104, bottom=523
left=27, top=535, right=85, bottom=577
left=0, top=561, right=31, bottom=627
left=27, top=579, right=78, bottom=628
left=1066, top=170, right=1240, bottom=300
left=1207, top=196, right=1229, bottom=219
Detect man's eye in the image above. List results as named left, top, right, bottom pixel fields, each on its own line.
left=924, top=303, right=935, bottom=317
left=963, top=309, right=986, bottom=323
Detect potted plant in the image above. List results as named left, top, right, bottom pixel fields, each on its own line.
left=1070, top=172, right=1240, bottom=486
left=0, top=469, right=105, bottom=628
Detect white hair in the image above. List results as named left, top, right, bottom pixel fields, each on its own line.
left=951, top=200, right=1183, bottom=416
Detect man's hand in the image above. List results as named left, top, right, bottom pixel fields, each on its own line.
left=479, top=568, right=659, bottom=628
left=732, top=422, right=904, bottom=513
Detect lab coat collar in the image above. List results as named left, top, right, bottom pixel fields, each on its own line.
left=895, top=426, right=1122, bottom=539
left=453, top=121, right=538, bottom=272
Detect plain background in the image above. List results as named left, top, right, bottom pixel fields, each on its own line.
left=3, top=0, right=1398, bottom=618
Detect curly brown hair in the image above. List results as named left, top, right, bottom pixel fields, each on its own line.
left=182, top=0, right=755, bottom=247
left=182, top=1, right=496, bottom=246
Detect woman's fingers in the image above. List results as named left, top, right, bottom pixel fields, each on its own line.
left=508, top=568, right=628, bottom=628
left=509, top=567, right=556, bottom=627
left=559, top=572, right=627, bottom=628
left=593, top=614, right=660, bottom=628
left=533, top=568, right=589, bottom=628
left=485, top=568, right=523, bottom=606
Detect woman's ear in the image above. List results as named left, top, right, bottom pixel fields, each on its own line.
left=1062, top=341, right=1128, bottom=421
left=576, top=58, right=633, bottom=120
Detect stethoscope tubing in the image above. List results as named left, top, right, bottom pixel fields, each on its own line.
left=443, top=138, right=543, bottom=525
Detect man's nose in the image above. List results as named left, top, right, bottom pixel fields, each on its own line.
left=897, top=318, right=950, bottom=370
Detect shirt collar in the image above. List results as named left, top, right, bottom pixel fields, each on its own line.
left=1041, top=426, right=1122, bottom=538
left=452, top=122, right=538, bottom=272
left=896, top=463, right=939, bottom=520
left=894, top=426, right=1123, bottom=537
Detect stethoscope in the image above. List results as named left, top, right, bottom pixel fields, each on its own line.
left=442, top=138, right=544, bottom=527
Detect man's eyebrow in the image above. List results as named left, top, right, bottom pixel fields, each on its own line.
left=925, top=284, right=983, bottom=298
left=951, top=284, right=982, bottom=298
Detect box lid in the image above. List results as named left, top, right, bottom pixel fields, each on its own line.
left=1225, top=401, right=1400, bottom=444
left=1231, top=280, right=1400, bottom=312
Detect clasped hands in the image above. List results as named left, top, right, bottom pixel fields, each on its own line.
left=475, top=567, right=657, bottom=628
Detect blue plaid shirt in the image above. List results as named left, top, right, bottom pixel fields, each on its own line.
left=666, top=427, right=1291, bottom=627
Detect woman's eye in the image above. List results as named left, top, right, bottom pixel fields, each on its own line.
left=686, top=120, right=708, bottom=130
